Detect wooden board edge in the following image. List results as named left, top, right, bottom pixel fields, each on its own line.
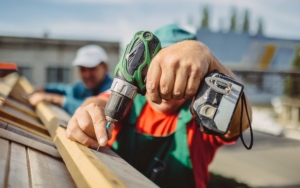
left=0, top=117, right=51, bottom=141
left=36, top=102, right=128, bottom=188
left=0, top=109, right=48, bottom=135
left=0, top=73, right=19, bottom=100
left=0, top=128, right=60, bottom=158
left=4, top=99, right=38, bottom=119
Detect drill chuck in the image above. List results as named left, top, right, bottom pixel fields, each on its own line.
left=105, top=78, right=138, bottom=122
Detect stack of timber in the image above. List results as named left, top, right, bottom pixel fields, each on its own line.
left=0, top=73, right=158, bottom=188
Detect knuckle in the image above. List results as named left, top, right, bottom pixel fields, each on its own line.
left=92, top=116, right=106, bottom=126
left=67, top=122, right=76, bottom=133
left=185, top=88, right=196, bottom=98
left=65, top=130, right=73, bottom=140
left=153, top=52, right=163, bottom=62
left=75, top=106, right=83, bottom=114
left=146, top=81, right=156, bottom=93
left=173, top=90, right=183, bottom=99
left=160, top=86, right=171, bottom=95
left=81, top=137, right=90, bottom=146
left=80, top=120, right=91, bottom=132
left=86, top=103, right=98, bottom=109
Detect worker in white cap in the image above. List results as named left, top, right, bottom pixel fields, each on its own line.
left=28, top=44, right=113, bottom=115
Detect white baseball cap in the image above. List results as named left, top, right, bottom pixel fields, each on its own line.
left=72, top=45, right=108, bottom=67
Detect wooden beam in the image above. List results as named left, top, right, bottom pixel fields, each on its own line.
left=0, top=138, right=9, bottom=188
left=0, top=128, right=60, bottom=158
left=0, top=120, right=54, bottom=147
left=0, top=73, right=19, bottom=107
left=0, top=105, right=49, bottom=135
left=9, top=76, right=33, bottom=105
left=0, top=117, right=51, bottom=141
left=7, top=142, right=31, bottom=188
left=5, top=97, right=38, bottom=119
left=28, top=148, right=76, bottom=188
left=36, top=102, right=157, bottom=188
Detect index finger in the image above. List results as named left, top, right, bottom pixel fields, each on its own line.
left=85, top=104, right=108, bottom=147
left=146, top=58, right=162, bottom=104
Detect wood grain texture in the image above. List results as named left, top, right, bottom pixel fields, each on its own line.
left=0, top=73, right=19, bottom=108
left=0, top=105, right=48, bottom=135
left=0, top=138, right=9, bottom=188
left=0, top=128, right=60, bottom=158
left=1, top=121, right=54, bottom=147
left=90, top=148, right=157, bottom=188
left=0, top=117, right=51, bottom=141
left=5, top=97, right=37, bottom=118
left=28, top=148, right=76, bottom=188
left=9, top=76, right=33, bottom=106
left=7, top=142, right=30, bottom=188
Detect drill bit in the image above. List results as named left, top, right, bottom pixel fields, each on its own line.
left=106, top=122, right=111, bottom=130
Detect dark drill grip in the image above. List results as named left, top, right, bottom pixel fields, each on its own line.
left=105, top=91, right=133, bottom=121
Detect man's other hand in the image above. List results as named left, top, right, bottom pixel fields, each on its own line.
left=66, top=103, right=113, bottom=149
left=28, top=92, right=64, bottom=107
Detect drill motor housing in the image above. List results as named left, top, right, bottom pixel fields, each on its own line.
left=105, top=31, right=161, bottom=122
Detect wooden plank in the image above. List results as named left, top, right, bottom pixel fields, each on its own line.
left=0, top=117, right=51, bottom=141
left=0, top=105, right=48, bottom=135
left=0, top=73, right=19, bottom=98
left=2, top=72, right=19, bottom=87
left=9, top=76, right=34, bottom=106
left=0, top=120, right=54, bottom=147
left=7, top=142, right=30, bottom=188
left=0, top=98, right=4, bottom=108
left=36, top=102, right=158, bottom=188
left=28, top=148, right=76, bottom=188
left=5, top=97, right=38, bottom=119
left=0, top=128, right=60, bottom=158
left=0, top=138, right=9, bottom=188
left=0, top=84, right=10, bottom=101
left=2, top=105, right=40, bottom=124
left=90, top=147, right=157, bottom=188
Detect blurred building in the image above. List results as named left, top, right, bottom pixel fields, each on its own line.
left=197, top=29, right=300, bottom=104
left=0, top=36, right=120, bottom=86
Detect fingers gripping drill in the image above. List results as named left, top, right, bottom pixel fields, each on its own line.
left=104, top=30, right=249, bottom=144
left=105, top=31, right=162, bottom=127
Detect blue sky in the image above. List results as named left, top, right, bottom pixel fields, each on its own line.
left=1, top=0, right=300, bottom=45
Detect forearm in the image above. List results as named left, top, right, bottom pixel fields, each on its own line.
left=43, top=93, right=64, bottom=107
left=45, top=83, right=69, bottom=95
left=223, top=94, right=252, bottom=139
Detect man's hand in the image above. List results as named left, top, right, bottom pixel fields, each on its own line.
left=66, top=103, right=113, bottom=149
left=28, top=92, right=47, bottom=106
left=28, top=92, right=64, bottom=107
left=146, top=40, right=212, bottom=104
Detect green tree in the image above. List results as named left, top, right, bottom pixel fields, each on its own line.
left=242, top=9, right=250, bottom=33
left=229, top=7, right=237, bottom=32
left=257, top=18, right=264, bottom=35
left=201, top=6, right=209, bottom=29
left=284, top=47, right=300, bottom=97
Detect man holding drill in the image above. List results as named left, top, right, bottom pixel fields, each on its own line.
left=66, top=24, right=252, bottom=188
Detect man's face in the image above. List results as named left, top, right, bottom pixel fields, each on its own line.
left=79, top=63, right=107, bottom=89
left=146, top=93, right=188, bottom=114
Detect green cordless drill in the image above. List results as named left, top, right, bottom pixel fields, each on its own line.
left=105, top=31, right=161, bottom=126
